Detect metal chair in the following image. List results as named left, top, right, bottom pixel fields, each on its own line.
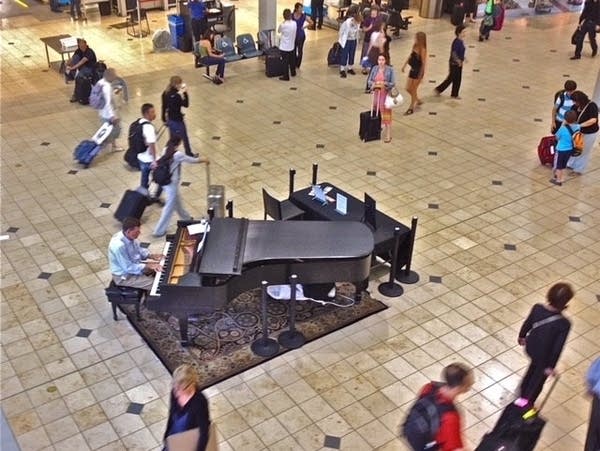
left=236, top=33, right=263, bottom=58
left=262, top=188, right=304, bottom=220
left=214, top=36, right=243, bottom=62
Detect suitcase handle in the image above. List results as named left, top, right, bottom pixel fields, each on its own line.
left=536, top=374, right=559, bottom=413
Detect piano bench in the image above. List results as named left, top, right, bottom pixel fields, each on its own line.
left=105, top=281, right=144, bottom=321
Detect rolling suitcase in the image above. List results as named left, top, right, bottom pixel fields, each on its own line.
left=74, top=122, right=114, bottom=168
left=265, top=47, right=284, bottom=78
left=491, top=4, right=505, bottom=30
left=206, top=164, right=225, bottom=217
left=359, top=91, right=381, bottom=142
left=537, top=135, right=556, bottom=166
left=114, top=189, right=148, bottom=222
left=475, top=377, right=559, bottom=451
left=451, top=2, right=465, bottom=25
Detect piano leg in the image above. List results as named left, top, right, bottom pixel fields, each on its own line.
left=177, top=315, right=190, bottom=346
left=354, top=278, right=369, bottom=302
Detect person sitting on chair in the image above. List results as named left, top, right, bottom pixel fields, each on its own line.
left=108, top=217, right=163, bottom=291
left=198, top=30, right=226, bottom=85
left=66, top=39, right=97, bottom=101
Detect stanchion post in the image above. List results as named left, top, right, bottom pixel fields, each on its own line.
left=207, top=207, right=215, bottom=220
left=278, top=274, right=306, bottom=349
left=311, top=163, right=318, bottom=186
left=396, top=216, right=420, bottom=284
left=226, top=200, right=233, bottom=218
left=251, top=281, right=280, bottom=357
left=289, top=168, right=296, bottom=198
left=378, top=226, right=404, bottom=297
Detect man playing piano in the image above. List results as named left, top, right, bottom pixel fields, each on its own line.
left=108, top=217, right=163, bottom=291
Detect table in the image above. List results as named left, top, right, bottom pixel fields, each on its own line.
left=290, top=183, right=416, bottom=280
left=40, top=34, right=73, bottom=71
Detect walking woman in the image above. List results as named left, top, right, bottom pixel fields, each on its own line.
left=162, top=76, right=197, bottom=157
left=367, top=53, right=396, bottom=143
left=567, top=90, right=599, bottom=175
left=153, top=137, right=209, bottom=237
left=401, top=31, right=427, bottom=115
left=435, top=25, right=466, bottom=99
left=293, top=2, right=313, bottom=69
left=164, top=364, right=213, bottom=451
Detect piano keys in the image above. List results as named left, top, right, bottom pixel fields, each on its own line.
left=147, top=218, right=374, bottom=345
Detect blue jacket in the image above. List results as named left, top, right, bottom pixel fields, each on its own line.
left=366, top=65, right=395, bottom=91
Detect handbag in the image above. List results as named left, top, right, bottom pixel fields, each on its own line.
left=384, top=88, right=403, bottom=109
left=571, top=28, right=583, bottom=45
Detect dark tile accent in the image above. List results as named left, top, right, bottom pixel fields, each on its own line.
left=211, top=136, right=221, bottom=140
left=251, top=162, right=262, bottom=167
left=428, top=203, right=439, bottom=210
left=430, top=275, right=443, bottom=283
left=6, top=227, right=19, bottom=233
left=68, top=170, right=78, bottom=175
left=504, top=244, right=517, bottom=251
left=24, top=55, right=31, bottom=58
left=100, top=203, right=111, bottom=208
left=534, top=118, right=543, bottom=122
left=429, top=54, right=436, bottom=57
left=428, top=80, right=436, bottom=83
left=38, top=272, right=52, bottom=280
left=316, top=144, right=325, bottom=149
left=236, top=99, right=244, bottom=103
left=181, top=181, right=191, bottom=187
left=505, top=36, right=512, bottom=39
left=273, top=121, right=281, bottom=125
left=568, top=216, right=581, bottom=222
left=289, top=87, right=298, bottom=90
left=366, top=171, right=376, bottom=176
left=513, top=58, right=520, bottom=62
left=597, top=294, right=600, bottom=303
left=329, top=106, right=337, bottom=110
left=41, top=142, right=50, bottom=146
left=127, top=38, right=134, bottom=41
left=472, top=69, right=480, bottom=72
left=76, top=328, right=92, bottom=338
left=484, top=133, right=493, bottom=138
left=478, top=98, right=486, bottom=102
left=140, top=242, right=150, bottom=249
left=323, top=435, right=341, bottom=449
left=46, top=386, right=57, bottom=393
left=428, top=151, right=438, bottom=156
left=550, top=49, right=557, bottom=52
left=468, top=45, right=475, bottom=48
left=8, top=42, right=14, bottom=45
left=42, top=69, right=49, bottom=72
left=126, top=402, right=144, bottom=415
left=492, top=180, right=503, bottom=186
left=563, top=74, right=570, bottom=77
left=15, top=163, right=22, bottom=167
left=522, top=85, right=530, bottom=89
left=428, top=112, right=437, bottom=115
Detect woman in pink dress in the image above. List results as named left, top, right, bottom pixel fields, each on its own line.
left=366, top=53, right=396, bottom=143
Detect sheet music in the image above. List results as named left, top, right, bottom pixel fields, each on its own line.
left=187, top=221, right=210, bottom=235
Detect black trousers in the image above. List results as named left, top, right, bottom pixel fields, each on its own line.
left=191, top=17, right=208, bottom=42
left=311, top=0, right=324, bottom=27
left=295, top=35, right=306, bottom=68
left=519, top=361, right=547, bottom=404
left=435, top=63, right=462, bottom=98
left=280, top=49, right=296, bottom=79
left=575, top=20, right=598, bottom=57
left=585, top=394, right=600, bottom=451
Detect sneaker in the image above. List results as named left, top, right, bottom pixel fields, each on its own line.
left=347, top=68, right=356, bottom=75
left=70, top=96, right=78, bottom=103
left=340, top=71, right=347, bottom=78
left=278, top=76, right=290, bottom=81
left=549, top=178, right=562, bottom=186
left=570, top=56, right=581, bottom=60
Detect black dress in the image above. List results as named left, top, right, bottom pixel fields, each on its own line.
left=408, top=51, right=422, bottom=79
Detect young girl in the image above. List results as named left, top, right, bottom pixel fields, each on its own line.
left=401, top=31, right=427, bottom=115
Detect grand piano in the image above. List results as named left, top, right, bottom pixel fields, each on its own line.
left=147, top=218, right=374, bottom=345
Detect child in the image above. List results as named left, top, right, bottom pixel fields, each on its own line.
left=479, top=0, right=494, bottom=41
left=552, top=110, right=580, bottom=186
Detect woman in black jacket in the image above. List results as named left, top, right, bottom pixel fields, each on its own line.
left=162, top=76, right=197, bottom=157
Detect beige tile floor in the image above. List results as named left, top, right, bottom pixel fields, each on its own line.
left=1, top=1, right=599, bottom=450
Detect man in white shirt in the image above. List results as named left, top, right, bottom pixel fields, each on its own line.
left=136, top=103, right=161, bottom=201
left=96, top=67, right=124, bottom=152
left=278, top=9, right=297, bottom=81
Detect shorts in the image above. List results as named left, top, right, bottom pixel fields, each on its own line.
left=408, top=68, right=420, bottom=79
left=555, top=150, right=572, bottom=169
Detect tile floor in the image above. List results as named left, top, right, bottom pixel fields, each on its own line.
left=1, top=1, right=599, bottom=450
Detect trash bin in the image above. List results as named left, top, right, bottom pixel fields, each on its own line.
left=168, top=14, right=185, bottom=49
left=419, top=0, right=442, bottom=18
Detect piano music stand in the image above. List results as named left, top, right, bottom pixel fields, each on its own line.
left=251, top=281, right=280, bottom=357
left=278, top=275, right=306, bottom=349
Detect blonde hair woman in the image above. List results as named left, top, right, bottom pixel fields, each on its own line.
left=401, top=31, right=427, bottom=115
left=163, top=364, right=212, bottom=450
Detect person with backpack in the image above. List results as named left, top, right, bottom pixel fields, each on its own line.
left=92, top=67, right=123, bottom=152
left=403, top=363, right=474, bottom=451
left=551, top=79, right=577, bottom=133
left=517, top=282, right=573, bottom=405
left=153, top=137, right=209, bottom=237
left=550, top=110, right=580, bottom=186
left=135, top=103, right=163, bottom=202
left=162, top=76, right=197, bottom=158
left=567, top=90, right=599, bottom=175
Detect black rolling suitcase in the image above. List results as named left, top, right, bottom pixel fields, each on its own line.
left=114, top=189, right=148, bottom=222
left=359, top=91, right=381, bottom=142
left=475, top=377, right=559, bottom=451
left=265, top=47, right=284, bottom=78
left=451, top=2, right=465, bottom=25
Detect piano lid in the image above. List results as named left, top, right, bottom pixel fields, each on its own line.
left=199, top=218, right=374, bottom=276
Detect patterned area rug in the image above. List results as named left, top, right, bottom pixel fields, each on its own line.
left=120, top=284, right=387, bottom=390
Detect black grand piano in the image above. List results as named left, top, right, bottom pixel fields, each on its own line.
left=147, top=217, right=374, bottom=345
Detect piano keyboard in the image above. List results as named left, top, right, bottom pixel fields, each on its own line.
left=149, top=241, right=171, bottom=296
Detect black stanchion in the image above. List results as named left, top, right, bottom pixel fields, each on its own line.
left=378, top=226, right=404, bottom=297
left=278, top=274, right=306, bottom=349
left=289, top=168, right=296, bottom=198
left=251, top=281, right=280, bottom=357
left=311, top=163, right=318, bottom=186
left=207, top=207, right=215, bottom=220
left=396, top=216, right=420, bottom=284
left=226, top=200, right=233, bottom=218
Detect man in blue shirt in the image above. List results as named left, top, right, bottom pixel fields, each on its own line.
left=585, top=357, right=600, bottom=451
left=434, top=25, right=466, bottom=99
left=108, top=217, right=163, bottom=291
left=188, top=0, right=207, bottom=42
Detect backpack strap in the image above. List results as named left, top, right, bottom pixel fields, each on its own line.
left=565, top=124, right=574, bottom=136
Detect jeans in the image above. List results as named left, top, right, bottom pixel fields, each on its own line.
left=200, top=56, right=225, bottom=78
left=167, top=119, right=193, bottom=156
left=295, top=35, right=306, bottom=68
left=575, top=20, right=598, bottom=57
left=70, top=0, right=82, bottom=17
left=311, top=0, right=324, bottom=27
left=153, top=183, right=191, bottom=236
left=435, top=63, right=462, bottom=97
left=340, top=39, right=357, bottom=69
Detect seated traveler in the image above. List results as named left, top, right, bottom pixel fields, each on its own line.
left=66, top=39, right=97, bottom=102
left=198, top=30, right=226, bottom=85
left=108, top=217, right=163, bottom=291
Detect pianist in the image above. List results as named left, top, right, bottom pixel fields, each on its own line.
left=108, top=217, right=163, bottom=291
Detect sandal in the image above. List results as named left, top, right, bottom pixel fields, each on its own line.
left=384, top=138, right=392, bottom=143
left=404, top=109, right=414, bottom=115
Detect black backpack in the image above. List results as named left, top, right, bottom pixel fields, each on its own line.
left=124, top=119, right=149, bottom=169
left=402, top=383, right=456, bottom=451
left=327, top=42, right=342, bottom=66
left=554, top=89, right=566, bottom=111
left=152, top=154, right=174, bottom=186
